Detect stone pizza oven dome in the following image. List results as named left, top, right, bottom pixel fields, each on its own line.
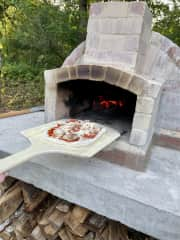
left=44, top=1, right=180, bottom=170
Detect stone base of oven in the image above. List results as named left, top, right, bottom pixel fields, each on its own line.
left=97, top=149, right=146, bottom=172
left=155, top=128, right=180, bottom=151
left=96, top=146, right=146, bottom=171
left=96, top=138, right=153, bottom=171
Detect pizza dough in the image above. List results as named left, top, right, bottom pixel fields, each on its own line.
left=46, top=119, right=106, bottom=146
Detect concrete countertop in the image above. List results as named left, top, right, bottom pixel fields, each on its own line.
left=0, top=112, right=180, bottom=240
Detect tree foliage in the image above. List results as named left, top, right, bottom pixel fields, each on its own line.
left=0, top=0, right=179, bottom=111
left=152, top=0, right=180, bottom=46
left=1, top=0, right=86, bottom=67
left=0, top=0, right=86, bottom=110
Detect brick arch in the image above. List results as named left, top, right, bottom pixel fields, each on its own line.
left=56, top=64, right=147, bottom=96
left=46, top=64, right=157, bottom=146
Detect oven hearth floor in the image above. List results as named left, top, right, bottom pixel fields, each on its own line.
left=0, top=112, right=180, bottom=240
left=74, top=110, right=132, bottom=141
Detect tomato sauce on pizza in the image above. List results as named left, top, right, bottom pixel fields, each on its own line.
left=47, top=119, right=104, bottom=144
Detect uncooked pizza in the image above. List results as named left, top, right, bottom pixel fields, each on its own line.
left=46, top=119, right=106, bottom=146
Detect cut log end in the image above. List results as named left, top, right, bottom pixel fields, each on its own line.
left=0, top=177, right=156, bottom=240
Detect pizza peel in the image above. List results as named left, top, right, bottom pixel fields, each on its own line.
left=0, top=120, right=120, bottom=172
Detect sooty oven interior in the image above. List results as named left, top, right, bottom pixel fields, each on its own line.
left=59, top=80, right=137, bottom=141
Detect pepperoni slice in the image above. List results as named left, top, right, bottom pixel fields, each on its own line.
left=83, top=133, right=97, bottom=139
left=48, top=128, right=56, bottom=137
left=48, top=124, right=62, bottom=137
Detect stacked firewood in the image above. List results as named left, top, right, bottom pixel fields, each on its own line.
left=0, top=177, right=156, bottom=240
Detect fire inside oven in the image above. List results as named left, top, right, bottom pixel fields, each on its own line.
left=59, top=80, right=137, bottom=138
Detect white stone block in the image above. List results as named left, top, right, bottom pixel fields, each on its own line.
left=132, top=113, right=152, bottom=131
left=44, top=69, right=58, bottom=89
left=90, top=2, right=129, bottom=18
left=151, top=51, right=168, bottom=81
left=113, top=17, right=143, bottom=34
left=93, top=17, right=144, bottom=35
left=116, top=71, right=133, bottom=89
left=135, top=53, right=146, bottom=74
left=55, top=67, right=70, bottom=83
left=110, top=51, right=138, bottom=68
left=98, top=18, right=114, bottom=34
left=136, top=96, right=155, bottom=114
left=139, top=40, right=148, bottom=55
left=128, top=75, right=146, bottom=95
left=87, top=18, right=100, bottom=33
left=139, top=45, right=161, bottom=77
left=84, top=49, right=137, bottom=69
left=98, top=35, right=139, bottom=52
left=85, top=33, right=100, bottom=50
left=124, top=36, right=140, bottom=52
left=130, top=129, right=148, bottom=146
left=128, top=2, right=148, bottom=16
left=142, top=80, right=161, bottom=98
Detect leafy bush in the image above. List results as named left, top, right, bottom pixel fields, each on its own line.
left=0, top=63, right=44, bottom=110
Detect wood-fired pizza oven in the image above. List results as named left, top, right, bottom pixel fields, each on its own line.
left=44, top=1, right=179, bottom=171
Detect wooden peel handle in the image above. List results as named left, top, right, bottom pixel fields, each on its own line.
left=0, top=147, right=40, bottom=172
left=0, top=109, right=30, bottom=119
left=0, top=106, right=44, bottom=119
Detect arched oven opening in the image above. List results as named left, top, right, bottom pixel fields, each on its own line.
left=59, top=80, right=137, bottom=140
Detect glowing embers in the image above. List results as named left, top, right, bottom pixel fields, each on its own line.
left=93, top=96, right=125, bottom=111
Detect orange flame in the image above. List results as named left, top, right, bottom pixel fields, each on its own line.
left=94, top=96, right=124, bottom=109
